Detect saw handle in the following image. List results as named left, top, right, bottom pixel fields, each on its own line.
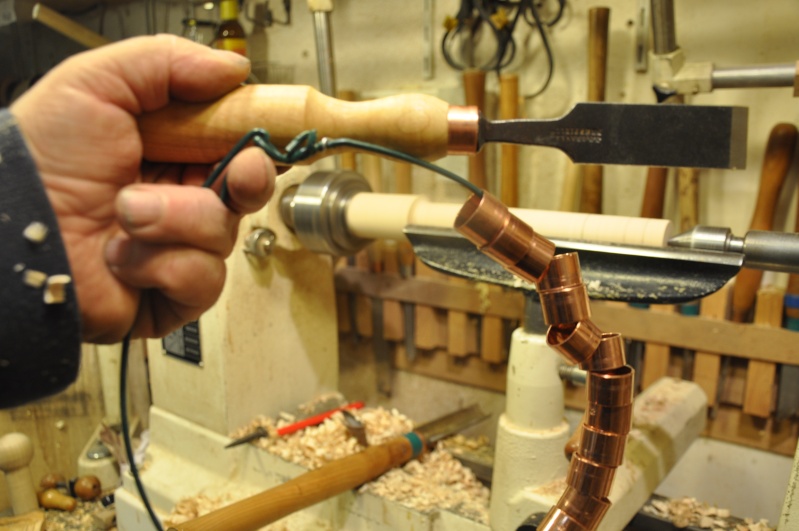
left=731, top=122, right=798, bottom=322
left=138, top=85, right=452, bottom=164
left=169, top=434, right=421, bottom=531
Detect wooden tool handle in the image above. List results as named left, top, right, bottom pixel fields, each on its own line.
left=170, top=436, right=418, bottom=531
left=579, top=7, right=610, bottom=215
left=139, top=85, right=451, bottom=164
left=500, top=74, right=520, bottom=207
left=639, top=167, right=668, bottom=218
left=33, top=3, right=110, bottom=49
left=587, top=7, right=610, bottom=103
left=732, top=123, right=798, bottom=322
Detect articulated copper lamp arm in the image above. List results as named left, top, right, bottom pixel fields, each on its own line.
left=455, top=192, right=634, bottom=531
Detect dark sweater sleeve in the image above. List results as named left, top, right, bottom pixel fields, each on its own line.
left=0, top=109, right=81, bottom=408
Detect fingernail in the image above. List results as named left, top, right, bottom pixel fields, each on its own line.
left=105, top=237, right=132, bottom=267
left=211, top=49, right=251, bottom=67
left=119, top=189, right=163, bottom=228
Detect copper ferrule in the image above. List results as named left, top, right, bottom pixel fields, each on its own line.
left=539, top=284, right=591, bottom=326
left=537, top=252, right=583, bottom=291
left=557, top=486, right=611, bottom=531
left=587, top=365, right=635, bottom=407
left=586, top=402, right=633, bottom=435
left=567, top=453, right=616, bottom=499
left=546, top=320, right=603, bottom=365
left=447, top=106, right=481, bottom=155
left=536, top=507, right=590, bottom=531
left=578, top=425, right=627, bottom=467
left=582, top=332, right=627, bottom=372
left=455, top=192, right=555, bottom=283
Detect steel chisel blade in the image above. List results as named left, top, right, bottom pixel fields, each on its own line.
left=480, top=102, right=748, bottom=169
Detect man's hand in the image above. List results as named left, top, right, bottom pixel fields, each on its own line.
left=10, top=35, right=276, bottom=343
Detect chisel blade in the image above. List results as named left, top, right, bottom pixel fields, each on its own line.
left=480, top=102, right=748, bottom=169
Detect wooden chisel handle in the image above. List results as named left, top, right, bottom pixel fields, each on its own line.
left=139, top=84, right=451, bottom=164
left=170, top=435, right=420, bottom=531
left=731, top=122, right=798, bottom=322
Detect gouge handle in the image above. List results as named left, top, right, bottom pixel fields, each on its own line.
left=169, top=435, right=419, bottom=531
left=139, top=84, right=452, bottom=164
left=731, top=122, right=798, bottom=322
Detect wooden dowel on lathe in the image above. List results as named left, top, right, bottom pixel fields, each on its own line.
left=579, top=6, right=610, bottom=214
left=169, top=436, right=418, bottom=531
left=731, top=122, right=798, bottom=323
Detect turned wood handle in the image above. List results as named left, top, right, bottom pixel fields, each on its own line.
left=732, top=123, right=798, bottom=322
left=139, top=85, right=451, bottom=164
left=170, top=436, right=418, bottom=531
left=579, top=7, right=610, bottom=215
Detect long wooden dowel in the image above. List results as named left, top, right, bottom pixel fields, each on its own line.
left=169, top=437, right=417, bottom=531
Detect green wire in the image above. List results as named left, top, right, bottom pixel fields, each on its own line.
left=203, top=128, right=485, bottom=198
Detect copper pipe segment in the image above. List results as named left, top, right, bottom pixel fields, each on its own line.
left=582, top=332, right=626, bottom=372
left=447, top=106, right=480, bottom=155
left=578, top=425, right=627, bottom=467
left=566, top=453, right=616, bottom=498
left=587, top=366, right=634, bottom=406
left=546, top=321, right=603, bottom=365
left=539, top=285, right=592, bottom=326
left=537, top=507, right=590, bottom=531
left=556, top=486, right=611, bottom=530
left=537, top=252, right=583, bottom=290
left=455, top=193, right=555, bottom=283
left=585, top=402, right=633, bottom=435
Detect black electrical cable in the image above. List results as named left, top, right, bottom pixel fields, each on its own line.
left=120, top=334, right=164, bottom=531
left=121, top=128, right=485, bottom=531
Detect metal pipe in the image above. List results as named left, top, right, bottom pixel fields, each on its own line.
left=650, top=0, right=677, bottom=54
left=312, top=10, right=337, bottom=97
left=712, top=64, right=796, bottom=90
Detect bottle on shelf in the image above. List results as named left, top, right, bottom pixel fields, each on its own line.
left=213, top=0, right=247, bottom=56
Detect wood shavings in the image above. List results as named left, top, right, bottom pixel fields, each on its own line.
left=44, top=274, right=71, bottom=304
left=642, top=496, right=774, bottom=530
left=229, top=407, right=414, bottom=470
left=23, top=269, right=47, bottom=288
left=41, top=499, right=110, bottom=531
left=225, top=406, right=489, bottom=523
left=23, top=221, right=48, bottom=243
left=359, top=448, right=490, bottom=524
